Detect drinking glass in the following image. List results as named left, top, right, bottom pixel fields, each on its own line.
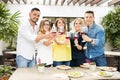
left=80, top=27, right=86, bottom=42
left=74, top=32, right=78, bottom=40
left=58, top=27, right=64, bottom=35
left=51, top=26, right=57, bottom=34
left=74, top=32, right=78, bottom=46
left=66, top=32, right=70, bottom=39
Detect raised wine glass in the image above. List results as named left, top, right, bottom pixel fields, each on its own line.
left=66, top=32, right=70, bottom=40
left=74, top=32, right=78, bottom=40
left=51, top=26, right=57, bottom=34
left=80, top=27, right=86, bottom=42
left=58, top=26, right=64, bottom=35
left=74, top=32, right=78, bottom=46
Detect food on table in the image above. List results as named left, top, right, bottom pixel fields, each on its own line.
left=98, top=71, right=113, bottom=77
left=56, top=65, right=71, bottom=69
left=98, top=67, right=117, bottom=72
left=68, top=71, right=83, bottom=78
left=80, top=63, right=90, bottom=68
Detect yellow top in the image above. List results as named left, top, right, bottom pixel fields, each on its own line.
left=52, top=34, right=71, bottom=61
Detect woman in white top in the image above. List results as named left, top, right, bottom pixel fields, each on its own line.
left=37, top=18, right=54, bottom=67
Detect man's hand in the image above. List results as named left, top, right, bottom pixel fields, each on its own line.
left=82, top=35, right=92, bottom=42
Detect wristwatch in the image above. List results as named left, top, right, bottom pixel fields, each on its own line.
left=90, top=39, right=93, bottom=43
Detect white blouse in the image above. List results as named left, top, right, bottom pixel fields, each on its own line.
left=37, top=39, right=53, bottom=65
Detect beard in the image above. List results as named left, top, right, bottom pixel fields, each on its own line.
left=30, top=18, right=38, bottom=24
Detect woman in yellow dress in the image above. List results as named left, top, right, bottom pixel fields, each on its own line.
left=52, top=18, right=71, bottom=67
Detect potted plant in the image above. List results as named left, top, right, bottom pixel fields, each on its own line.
left=0, top=65, right=13, bottom=80
left=101, top=7, right=120, bottom=51
left=0, top=1, right=20, bottom=50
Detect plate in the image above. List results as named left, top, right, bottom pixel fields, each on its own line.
left=97, top=71, right=113, bottom=77
left=68, top=71, right=84, bottom=78
left=98, top=67, right=117, bottom=72
left=56, top=65, right=71, bottom=70
left=80, top=63, right=90, bottom=69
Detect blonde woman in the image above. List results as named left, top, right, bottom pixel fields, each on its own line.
left=52, top=18, right=71, bottom=67
left=37, top=18, right=54, bottom=67
left=70, top=18, right=86, bottom=67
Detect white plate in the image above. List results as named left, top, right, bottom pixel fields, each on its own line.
left=68, top=71, right=84, bottom=78
left=80, top=65, right=89, bottom=69
left=97, top=71, right=113, bottom=77
left=98, top=67, right=117, bottom=72
left=80, top=63, right=90, bottom=69
left=56, top=65, right=71, bottom=70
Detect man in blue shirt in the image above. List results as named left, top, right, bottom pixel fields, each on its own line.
left=82, top=10, right=107, bottom=66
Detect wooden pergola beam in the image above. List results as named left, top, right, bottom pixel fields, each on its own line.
left=2, top=0, right=9, bottom=3
left=73, top=0, right=79, bottom=5
left=55, top=0, right=58, bottom=5
left=15, top=0, right=20, bottom=4
left=22, top=0, right=27, bottom=4
left=108, top=0, right=120, bottom=6
left=91, top=0, right=101, bottom=6
left=85, top=0, right=93, bottom=6
left=96, top=0, right=108, bottom=6
left=43, top=0, right=46, bottom=5
left=79, top=0, right=87, bottom=5
left=9, top=0, right=13, bottom=4
left=61, top=0, right=65, bottom=5
left=49, top=0, right=51, bottom=5
left=67, top=0, right=73, bottom=5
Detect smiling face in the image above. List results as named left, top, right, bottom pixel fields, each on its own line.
left=84, top=11, right=94, bottom=27
left=39, top=19, right=51, bottom=34
left=43, top=21, right=51, bottom=32
left=29, top=10, right=40, bottom=23
left=55, top=18, right=66, bottom=32
left=74, top=18, right=84, bottom=32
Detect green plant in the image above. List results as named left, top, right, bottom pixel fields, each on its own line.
left=0, top=65, right=13, bottom=77
left=0, top=1, right=20, bottom=50
left=101, top=7, right=120, bottom=49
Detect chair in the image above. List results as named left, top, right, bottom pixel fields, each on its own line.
left=2, top=50, right=16, bottom=67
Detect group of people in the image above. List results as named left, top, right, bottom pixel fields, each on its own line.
left=16, top=7, right=107, bottom=68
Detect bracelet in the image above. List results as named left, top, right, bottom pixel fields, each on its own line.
left=90, top=39, right=93, bottom=43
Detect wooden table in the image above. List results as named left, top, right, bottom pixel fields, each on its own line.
left=9, top=67, right=120, bottom=80
left=105, top=51, right=120, bottom=56
left=105, top=51, right=120, bottom=71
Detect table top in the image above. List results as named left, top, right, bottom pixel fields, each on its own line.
left=9, top=67, right=120, bottom=80
left=3, top=51, right=120, bottom=56
left=4, top=51, right=16, bottom=54
left=105, top=51, right=120, bottom=56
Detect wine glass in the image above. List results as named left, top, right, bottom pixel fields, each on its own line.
left=80, top=27, right=86, bottom=42
left=74, top=32, right=78, bottom=46
left=51, top=26, right=57, bottom=34
left=58, top=26, right=64, bottom=35
left=66, top=32, right=70, bottom=39
left=74, top=32, right=78, bottom=40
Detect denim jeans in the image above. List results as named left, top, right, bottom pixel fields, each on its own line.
left=86, top=54, right=107, bottom=66
left=53, top=61, right=70, bottom=67
left=16, top=55, right=35, bottom=68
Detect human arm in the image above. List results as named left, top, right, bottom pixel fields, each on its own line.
left=82, top=30, right=105, bottom=46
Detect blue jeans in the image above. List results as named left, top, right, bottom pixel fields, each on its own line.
left=16, top=55, right=35, bottom=68
left=53, top=61, right=70, bottom=67
left=87, top=54, right=107, bottom=66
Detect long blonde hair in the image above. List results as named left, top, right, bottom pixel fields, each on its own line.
left=39, top=18, right=51, bottom=34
